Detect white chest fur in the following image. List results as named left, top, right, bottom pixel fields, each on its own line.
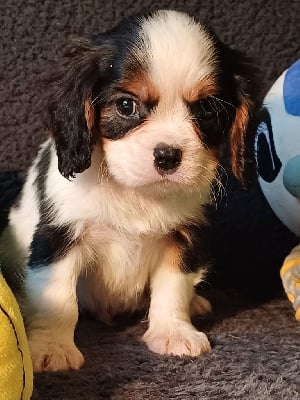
left=77, top=226, right=163, bottom=321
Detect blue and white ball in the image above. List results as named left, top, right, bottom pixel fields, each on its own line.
left=255, top=59, right=300, bottom=237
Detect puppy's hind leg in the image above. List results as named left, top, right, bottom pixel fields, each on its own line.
left=190, top=294, right=212, bottom=317
left=24, top=247, right=84, bottom=372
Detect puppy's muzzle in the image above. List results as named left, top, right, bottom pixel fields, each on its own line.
left=153, top=143, right=182, bottom=175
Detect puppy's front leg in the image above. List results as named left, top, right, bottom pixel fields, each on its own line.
left=143, top=242, right=211, bottom=357
left=24, top=247, right=84, bottom=372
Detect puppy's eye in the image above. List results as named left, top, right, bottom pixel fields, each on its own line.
left=116, top=98, right=139, bottom=118
left=189, top=96, right=233, bottom=147
left=193, top=97, right=219, bottom=120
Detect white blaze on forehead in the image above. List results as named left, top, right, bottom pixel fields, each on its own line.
left=141, top=10, right=216, bottom=98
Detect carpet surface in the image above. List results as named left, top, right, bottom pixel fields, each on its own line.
left=1, top=1, right=300, bottom=399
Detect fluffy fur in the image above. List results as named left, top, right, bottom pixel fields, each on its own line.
left=0, top=10, right=259, bottom=372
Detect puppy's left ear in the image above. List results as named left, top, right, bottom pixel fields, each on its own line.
left=228, top=49, right=262, bottom=187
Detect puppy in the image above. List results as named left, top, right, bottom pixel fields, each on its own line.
left=0, top=9, right=259, bottom=372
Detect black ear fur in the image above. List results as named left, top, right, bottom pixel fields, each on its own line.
left=229, top=49, right=263, bottom=187
left=214, top=37, right=263, bottom=187
left=46, top=38, right=113, bottom=179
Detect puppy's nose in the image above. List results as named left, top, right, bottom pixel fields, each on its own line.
left=153, top=143, right=182, bottom=174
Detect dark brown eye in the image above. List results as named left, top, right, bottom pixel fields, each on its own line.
left=116, top=98, right=139, bottom=118
left=189, top=96, right=234, bottom=147
left=192, top=97, right=220, bottom=120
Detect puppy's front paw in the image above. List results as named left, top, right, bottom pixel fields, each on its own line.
left=143, top=321, right=211, bottom=357
left=29, top=335, right=84, bottom=372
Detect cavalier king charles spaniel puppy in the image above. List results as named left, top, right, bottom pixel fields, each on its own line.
left=1, top=9, right=259, bottom=372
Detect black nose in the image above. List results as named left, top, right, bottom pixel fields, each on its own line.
left=153, top=143, right=182, bottom=174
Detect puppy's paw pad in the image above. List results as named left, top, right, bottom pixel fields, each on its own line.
left=29, top=340, right=84, bottom=372
left=143, top=323, right=211, bottom=357
left=190, top=295, right=212, bottom=317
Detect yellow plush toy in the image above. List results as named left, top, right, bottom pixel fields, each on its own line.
left=0, top=272, right=33, bottom=400
left=280, top=246, right=300, bottom=320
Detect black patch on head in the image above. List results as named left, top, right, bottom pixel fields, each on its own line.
left=93, top=17, right=153, bottom=141
left=255, top=107, right=282, bottom=182
left=93, top=15, right=145, bottom=77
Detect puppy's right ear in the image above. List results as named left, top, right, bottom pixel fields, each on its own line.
left=46, top=38, right=113, bottom=179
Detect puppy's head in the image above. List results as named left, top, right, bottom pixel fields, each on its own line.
left=46, top=10, right=259, bottom=190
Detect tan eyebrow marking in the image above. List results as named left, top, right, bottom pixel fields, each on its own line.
left=119, top=72, right=159, bottom=104
left=184, top=75, right=217, bottom=103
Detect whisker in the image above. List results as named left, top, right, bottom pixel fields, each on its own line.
left=92, top=91, right=110, bottom=106
left=211, top=95, right=237, bottom=110
left=210, top=96, right=232, bottom=135
left=91, top=93, right=103, bottom=105
left=213, top=165, right=228, bottom=206
left=197, top=164, right=219, bottom=204
left=198, top=161, right=228, bottom=207
left=208, top=97, right=221, bottom=130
